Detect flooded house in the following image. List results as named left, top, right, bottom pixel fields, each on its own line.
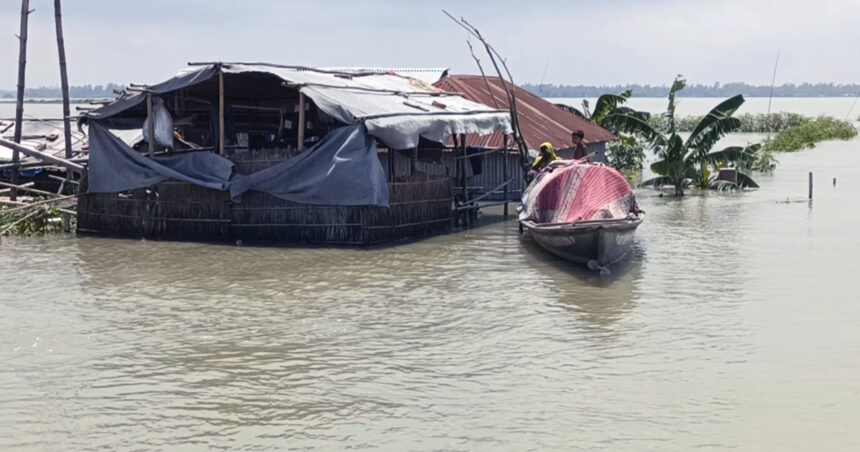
left=77, top=62, right=511, bottom=244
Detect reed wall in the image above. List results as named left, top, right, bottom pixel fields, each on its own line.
left=77, top=148, right=453, bottom=245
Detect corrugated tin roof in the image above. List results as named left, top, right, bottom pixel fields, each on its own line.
left=0, top=119, right=87, bottom=161
left=90, top=64, right=510, bottom=150
left=175, top=67, right=449, bottom=84
left=321, top=68, right=449, bottom=84
left=434, top=75, right=615, bottom=150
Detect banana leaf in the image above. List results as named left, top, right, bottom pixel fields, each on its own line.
left=591, top=90, right=632, bottom=124
left=640, top=176, right=675, bottom=187
left=555, top=103, right=587, bottom=118
left=684, top=95, right=745, bottom=154
left=604, top=113, right=667, bottom=148
left=736, top=171, right=759, bottom=188
left=709, top=179, right=739, bottom=191
left=665, top=75, right=686, bottom=136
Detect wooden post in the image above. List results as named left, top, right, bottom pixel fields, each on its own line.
left=502, top=134, right=509, bottom=218
left=297, top=92, right=306, bottom=151
left=452, top=134, right=460, bottom=227
left=54, top=0, right=72, bottom=231
left=461, top=133, right=470, bottom=228
left=808, top=172, right=813, bottom=200
left=53, top=0, right=71, bottom=160
left=11, top=0, right=32, bottom=201
left=387, top=147, right=394, bottom=181
left=146, top=92, right=155, bottom=156
left=218, top=70, right=225, bottom=156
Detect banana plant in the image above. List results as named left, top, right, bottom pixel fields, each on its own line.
left=567, top=89, right=655, bottom=139
left=637, top=75, right=756, bottom=195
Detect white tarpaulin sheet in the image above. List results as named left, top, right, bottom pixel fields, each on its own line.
left=86, top=63, right=512, bottom=150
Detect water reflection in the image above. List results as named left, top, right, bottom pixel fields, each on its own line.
left=520, top=236, right=642, bottom=329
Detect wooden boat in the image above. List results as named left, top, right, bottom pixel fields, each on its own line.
left=520, top=213, right=644, bottom=272
left=518, top=160, right=643, bottom=273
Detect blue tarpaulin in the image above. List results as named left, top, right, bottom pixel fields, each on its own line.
left=87, top=122, right=389, bottom=207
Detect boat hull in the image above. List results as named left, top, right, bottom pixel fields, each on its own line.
left=521, top=214, right=644, bottom=269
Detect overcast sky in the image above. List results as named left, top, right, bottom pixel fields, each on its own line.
left=1, top=0, right=858, bottom=89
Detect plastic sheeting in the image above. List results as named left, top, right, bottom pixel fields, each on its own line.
left=518, top=161, right=638, bottom=224
left=83, top=64, right=512, bottom=150
left=87, top=122, right=389, bottom=207
left=141, top=97, right=175, bottom=148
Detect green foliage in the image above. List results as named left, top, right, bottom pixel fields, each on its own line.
left=649, top=112, right=811, bottom=133
left=762, top=116, right=858, bottom=152
left=638, top=75, right=758, bottom=196
left=557, top=93, right=652, bottom=170
left=563, top=89, right=656, bottom=170
left=606, top=136, right=646, bottom=170
left=0, top=205, right=68, bottom=236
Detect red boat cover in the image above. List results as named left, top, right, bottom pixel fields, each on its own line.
left=519, top=162, right=638, bottom=224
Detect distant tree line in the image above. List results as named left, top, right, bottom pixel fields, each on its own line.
left=0, top=83, right=125, bottom=99
left=524, top=82, right=860, bottom=98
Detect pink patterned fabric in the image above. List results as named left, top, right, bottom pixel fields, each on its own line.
left=519, top=162, right=638, bottom=224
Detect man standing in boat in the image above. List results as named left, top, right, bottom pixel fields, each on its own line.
left=571, top=129, right=591, bottom=162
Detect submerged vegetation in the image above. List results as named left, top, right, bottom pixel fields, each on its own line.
left=0, top=205, right=66, bottom=235
left=649, top=112, right=811, bottom=133
left=565, top=77, right=858, bottom=194
left=606, top=138, right=646, bottom=171
left=763, top=116, right=858, bottom=152
left=0, top=196, right=76, bottom=236
left=608, top=75, right=759, bottom=196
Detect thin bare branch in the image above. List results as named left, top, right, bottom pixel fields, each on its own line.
left=467, top=39, right=500, bottom=109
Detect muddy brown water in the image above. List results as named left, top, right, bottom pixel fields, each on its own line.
left=2, top=135, right=859, bottom=450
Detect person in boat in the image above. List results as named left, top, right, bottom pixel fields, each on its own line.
left=527, top=142, right=560, bottom=182
left=571, top=129, right=590, bottom=161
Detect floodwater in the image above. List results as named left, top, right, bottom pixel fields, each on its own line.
left=2, top=107, right=860, bottom=450
left=550, top=96, right=860, bottom=123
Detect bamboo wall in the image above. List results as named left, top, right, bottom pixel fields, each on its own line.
left=379, top=141, right=606, bottom=204
left=77, top=148, right=453, bottom=245
left=380, top=149, right=526, bottom=202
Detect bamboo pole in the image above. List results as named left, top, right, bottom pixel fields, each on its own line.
left=53, top=0, right=71, bottom=160
left=0, top=181, right=61, bottom=198
left=387, top=148, right=394, bottom=181
left=146, top=92, right=155, bottom=156
left=502, top=134, right=509, bottom=218
left=0, top=194, right=77, bottom=215
left=11, top=0, right=32, bottom=201
left=297, top=92, right=305, bottom=151
left=218, top=70, right=225, bottom=156
left=54, top=0, right=72, bottom=231
left=0, top=181, right=33, bottom=196
left=0, top=137, right=85, bottom=171
left=452, top=133, right=460, bottom=227
left=460, top=133, right=470, bottom=228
